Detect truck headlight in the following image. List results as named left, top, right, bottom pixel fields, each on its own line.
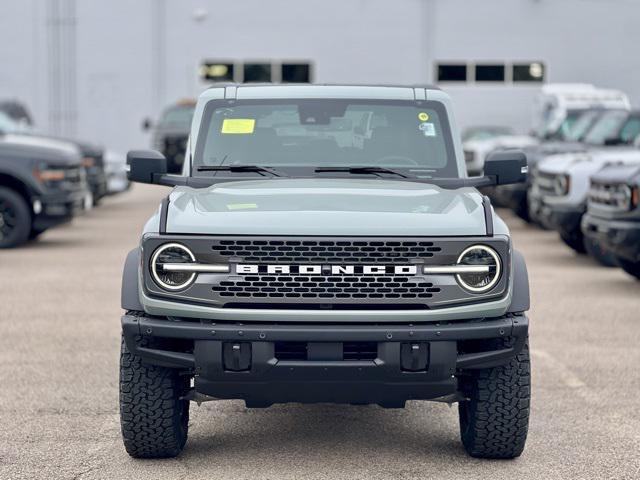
left=33, top=165, right=66, bottom=183
left=455, top=245, right=501, bottom=292
left=554, top=174, right=570, bottom=196
left=151, top=243, right=196, bottom=290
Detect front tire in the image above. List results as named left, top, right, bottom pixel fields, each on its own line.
left=560, top=230, right=587, bottom=254
left=617, top=257, right=640, bottom=280
left=0, top=186, right=31, bottom=248
left=458, top=339, right=531, bottom=459
left=119, top=335, right=190, bottom=458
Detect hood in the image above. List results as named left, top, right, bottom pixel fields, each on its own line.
left=0, top=133, right=82, bottom=166
left=592, top=164, right=640, bottom=184
left=166, top=178, right=489, bottom=236
left=539, top=147, right=640, bottom=175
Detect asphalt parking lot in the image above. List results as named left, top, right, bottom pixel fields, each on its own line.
left=1, top=184, right=639, bottom=480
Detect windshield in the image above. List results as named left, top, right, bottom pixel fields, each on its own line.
left=564, top=110, right=601, bottom=142
left=583, top=110, right=628, bottom=145
left=161, top=106, right=195, bottom=127
left=550, top=110, right=583, bottom=140
left=193, top=99, right=458, bottom=177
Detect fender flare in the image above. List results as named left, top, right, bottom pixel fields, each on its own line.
left=508, top=249, right=530, bottom=313
left=121, top=248, right=143, bottom=311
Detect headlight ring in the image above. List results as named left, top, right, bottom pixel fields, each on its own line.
left=455, top=244, right=501, bottom=293
left=151, top=243, right=196, bottom=290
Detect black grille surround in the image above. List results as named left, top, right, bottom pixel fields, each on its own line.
left=142, top=235, right=511, bottom=309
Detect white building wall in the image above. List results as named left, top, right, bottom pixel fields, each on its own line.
left=0, top=0, right=639, bottom=152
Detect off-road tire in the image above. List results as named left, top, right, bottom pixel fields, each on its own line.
left=584, top=238, right=617, bottom=267
left=119, top=334, right=190, bottom=458
left=458, top=338, right=530, bottom=459
left=0, top=186, right=31, bottom=248
left=560, top=231, right=586, bottom=254
left=617, top=257, right=640, bottom=280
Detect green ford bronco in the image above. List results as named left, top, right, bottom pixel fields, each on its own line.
left=120, top=84, right=531, bottom=459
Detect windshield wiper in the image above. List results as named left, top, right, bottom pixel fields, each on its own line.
left=196, top=165, right=283, bottom=177
left=314, top=166, right=409, bottom=178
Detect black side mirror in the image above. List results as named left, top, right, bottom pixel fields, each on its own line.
left=484, top=150, right=528, bottom=185
left=127, top=150, right=167, bottom=184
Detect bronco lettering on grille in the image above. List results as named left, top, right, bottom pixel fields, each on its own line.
left=235, top=264, right=419, bottom=275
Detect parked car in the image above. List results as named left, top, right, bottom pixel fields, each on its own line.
left=492, top=108, right=627, bottom=222
left=463, top=84, right=630, bottom=177
left=530, top=116, right=640, bottom=263
left=148, top=99, right=196, bottom=174
left=0, top=132, right=88, bottom=247
left=582, top=164, right=640, bottom=279
left=103, top=150, right=130, bottom=194
left=461, top=126, right=514, bottom=142
left=120, top=83, right=531, bottom=459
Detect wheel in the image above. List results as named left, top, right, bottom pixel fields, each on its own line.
left=617, top=257, right=640, bottom=280
left=584, top=238, right=617, bottom=267
left=0, top=186, right=31, bottom=248
left=513, top=193, right=531, bottom=223
left=119, top=334, right=190, bottom=458
left=458, top=338, right=531, bottom=459
left=29, top=227, right=46, bottom=240
left=559, top=230, right=587, bottom=254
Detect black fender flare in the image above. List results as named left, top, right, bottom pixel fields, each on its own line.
left=508, top=249, right=530, bottom=313
left=121, top=248, right=143, bottom=311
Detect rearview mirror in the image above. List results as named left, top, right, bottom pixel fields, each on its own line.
left=127, top=150, right=167, bottom=184
left=484, top=150, right=527, bottom=185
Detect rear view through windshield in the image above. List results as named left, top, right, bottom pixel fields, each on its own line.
left=193, top=99, right=458, bottom=176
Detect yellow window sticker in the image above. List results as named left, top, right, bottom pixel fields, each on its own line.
left=221, top=118, right=255, bottom=134
left=418, top=112, right=429, bottom=121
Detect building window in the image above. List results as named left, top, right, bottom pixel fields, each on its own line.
left=475, top=64, right=505, bottom=82
left=200, top=62, right=234, bottom=82
left=244, top=63, right=272, bottom=82
left=513, top=62, right=545, bottom=82
left=282, top=63, right=311, bottom=83
left=437, top=64, right=467, bottom=82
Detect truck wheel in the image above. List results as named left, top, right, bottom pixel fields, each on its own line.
left=119, top=335, right=190, bottom=458
left=458, top=338, right=530, bottom=459
left=513, top=194, right=531, bottom=223
left=559, top=231, right=586, bottom=254
left=584, top=238, right=617, bottom=267
left=617, top=258, right=640, bottom=280
left=0, top=186, right=31, bottom=248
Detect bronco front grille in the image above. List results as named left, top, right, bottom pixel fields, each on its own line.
left=210, top=239, right=442, bottom=264
left=212, top=274, right=440, bottom=300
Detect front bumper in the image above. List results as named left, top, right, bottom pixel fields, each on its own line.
left=542, top=202, right=584, bottom=236
left=122, top=313, right=528, bottom=407
left=32, top=189, right=86, bottom=231
left=582, top=214, right=640, bottom=261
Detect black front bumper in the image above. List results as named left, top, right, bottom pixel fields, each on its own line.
left=544, top=203, right=584, bottom=236
left=582, top=213, right=640, bottom=261
left=122, top=313, right=528, bottom=407
left=32, top=189, right=86, bottom=231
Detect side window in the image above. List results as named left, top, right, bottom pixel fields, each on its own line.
left=512, top=63, right=545, bottom=82
left=437, top=64, right=467, bottom=82
left=619, top=117, right=640, bottom=143
left=243, top=63, right=272, bottom=83
left=282, top=63, right=311, bottom=83
left=200, top=62, right=234, bottom=82
left=475, top=64, right=505, bottom=82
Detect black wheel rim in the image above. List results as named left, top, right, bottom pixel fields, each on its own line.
left=0, top=199, right=18, bottom=240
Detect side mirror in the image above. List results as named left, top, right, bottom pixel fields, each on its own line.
left=484, top=150, right=528, bottom=185
left=127, top=150, right=167, bottom=184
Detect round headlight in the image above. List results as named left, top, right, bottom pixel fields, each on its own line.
left=554, top=175, right=569, bottom=196
left=151, top=243, right=196, bottom=290
left=456, top=245, right=501, bottom=293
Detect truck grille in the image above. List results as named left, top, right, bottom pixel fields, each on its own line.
left=211, top=239, right=442, bottom=264
left=535, top=171, right=559, bottom=196
left=212, top=274, right=440, bottom=300
left=588, top=182, right=631, bottom=211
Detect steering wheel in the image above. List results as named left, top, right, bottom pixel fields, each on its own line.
left=374, top=155, right=419, bottom=166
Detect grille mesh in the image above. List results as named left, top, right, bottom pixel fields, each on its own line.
left=212, top=274, right=440, bottom=300
left=211, top=239, right=442, bottom=264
